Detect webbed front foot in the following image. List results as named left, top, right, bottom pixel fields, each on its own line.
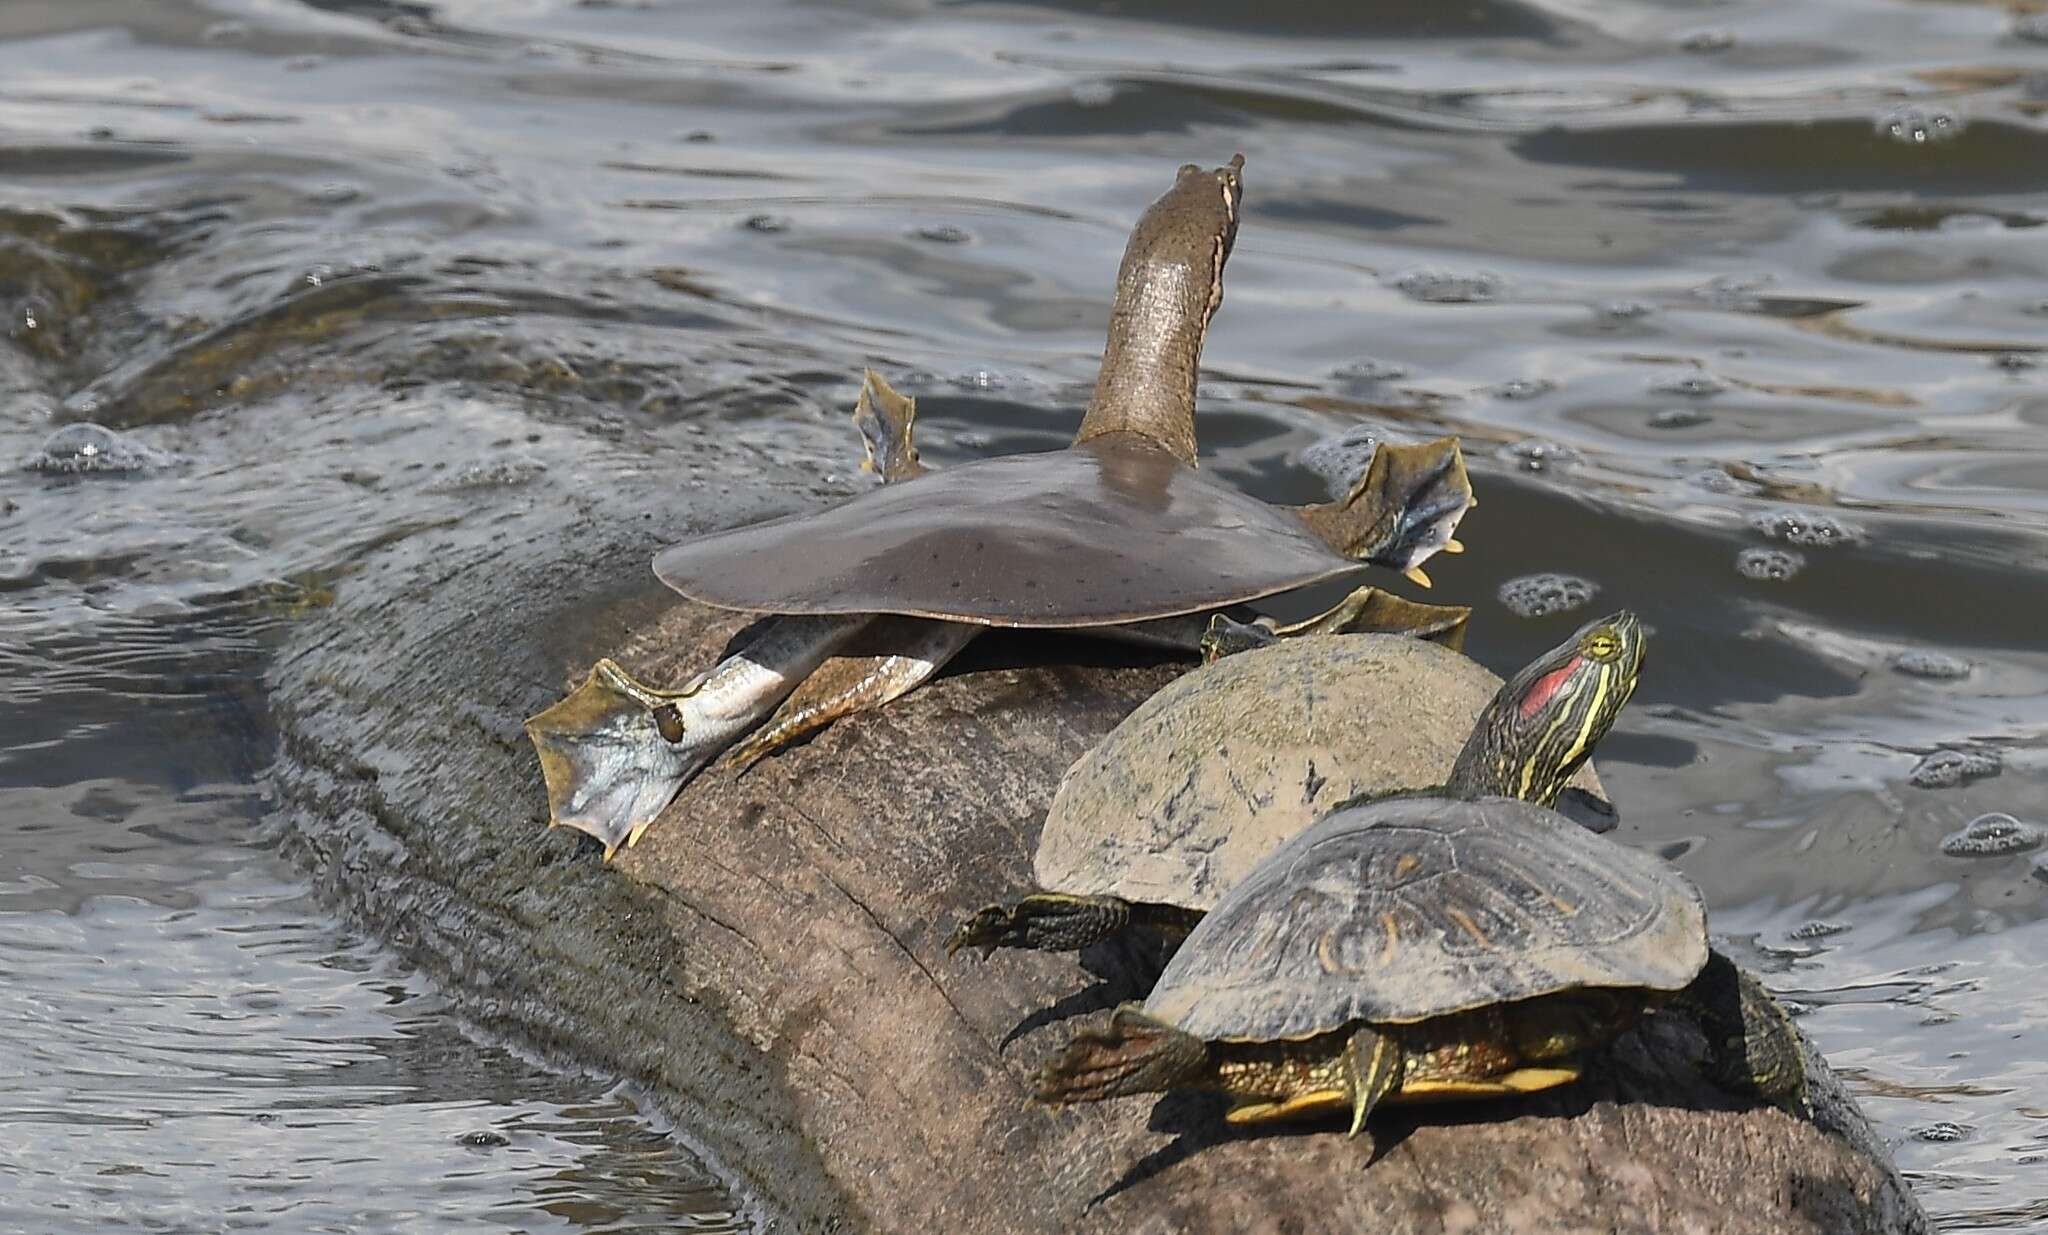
left=1296, top=437, right=1474, bottom=587
left=945, top=893, right=1134, bottom=957
left=525, top=659, right=711, bottom=860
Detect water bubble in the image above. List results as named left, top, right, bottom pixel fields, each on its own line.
left=1296, top=427, right=1381, bottom=495
left=1735, top=547, right=1803, bottom=581
left=1914, top=1121, right=1972, bottom=1143
left=1069, top=81, right=1116, bottom=107
left=915, top=224, right=971, bottom=244
left=1489, top=378, right=1554, bottom=400
left=1649, top=374, right=1726, bottom=397
left=1332, top=358, right=1407, bottom=383
left=23, top=424, right=171, bottom=476
left=1687, top=468, right=1760, bottom=496
left=1940, top=812, right=2040, bottom=857
left=429, top=459, right=547, bottom=491
left=1680, top=29, right=1736, bottom=53
left=1691, top=273, right=1772, bottom=311
left=950, top=369, right=1007, bottom=391
left=1498, top=573, right=1599, bottom=619
left=1598, top=299, right=1653, bottom=321
left=1992, top=352, right=2037, bottom=372
left=1910, top=748, right=2002, bottom=790
left=680, top=130, right=716, bottom=143
left=1500, top=440, right=1578, bottom=473
left=309, top=183, right=360, bottom=206
left=1788, top=920, right=1850, bottom=941
left=1649, top=408, right=1710, bottom=430
left=2017, top=15, right=2048, bottom=43
left=202, top=19, right=251, bottom=43
left=458, top=1130, right=511, bottom=1148
left=1876, top=105, right=1963, bottom=146
left=1392, top=268, right=1502, bottom=304
left=1749, top=509, right=1865, bottom=547
left=742, top=214, right=789, bottom=234
left=1891, top=650, right=1971, bottom=680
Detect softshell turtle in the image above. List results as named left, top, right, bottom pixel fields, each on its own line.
left=948, top=613, right=1633, bottom=958
left=526, top=155, right=1476, bottom=856
left=1030, top=705, right=1806, bottom=1146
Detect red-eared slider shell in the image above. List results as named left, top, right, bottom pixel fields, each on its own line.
left=651, top=437, right=1368, bottom=628
left=1146, top=794, right=1708, bottom=1044
left=1032, top=634, right=1605, bottom=909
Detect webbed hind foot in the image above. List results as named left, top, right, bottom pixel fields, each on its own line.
left=1199, top=585, right=1472, bottom=662
left=1674, top=950, right=1810, bottom=1115
left=525, top=659, right=709, bottom=860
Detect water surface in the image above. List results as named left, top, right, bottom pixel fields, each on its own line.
left=2, top=0, right=2046, bottom=1228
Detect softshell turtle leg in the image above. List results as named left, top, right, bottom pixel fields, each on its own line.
left=1670, top=950, right=1809, bottom=1113
left=525, top=614, right=867, bottom=857
left=947, top=894, right=1203, bottom=956
left=1198, top=586, right=1471, bottom=662
left=854, top=367, right=926, bottom=482
left=1293, top=437, right=1474, bottom=588
left=723, top=616, right=980, bottom=771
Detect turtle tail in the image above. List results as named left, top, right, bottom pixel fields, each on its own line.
left=1033, top=1005, right=1209, bottom=1106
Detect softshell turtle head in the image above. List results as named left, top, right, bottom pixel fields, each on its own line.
left=524, top=659, right=712, bottom=860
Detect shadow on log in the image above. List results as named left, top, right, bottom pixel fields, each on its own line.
left=269, top=459, right=1927, bottom=1235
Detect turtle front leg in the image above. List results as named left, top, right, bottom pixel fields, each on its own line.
left=1670, top=950, right=1810, bottom=1114
left=1339, top=1026, right=1404, bottom=1139
left=1292, top=437, right=1473, bottom=587
left=723, top=616, right=980, bottom=772
left=946, top=894, right=1203, bottom=956
left=524, top=613, right=868, bottom=857
left=1032, top=1005, right=1211, bottom=1107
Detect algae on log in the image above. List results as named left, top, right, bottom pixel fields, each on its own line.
left=269, top=457, right=1927, bottom=1235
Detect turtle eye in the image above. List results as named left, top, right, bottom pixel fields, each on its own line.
left=652, top=705, right=686, bottom=744
left=1582, top=632, right=1621, bottom=661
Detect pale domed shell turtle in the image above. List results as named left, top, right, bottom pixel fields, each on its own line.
left=949, top=613, right=1635, bottom=956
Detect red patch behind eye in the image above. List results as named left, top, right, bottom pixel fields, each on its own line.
left=1519, top=656, right=1583, bottom=720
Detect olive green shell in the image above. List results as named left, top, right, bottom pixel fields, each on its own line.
left=1031, top=634, right=1605, bottom=911
left=1146, top=795, right=1708, bottom=1043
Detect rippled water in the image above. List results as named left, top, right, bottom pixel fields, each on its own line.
left=2, top=0, right=2045, bottom=1229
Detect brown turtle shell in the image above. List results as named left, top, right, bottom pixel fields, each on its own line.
left=651, top=436, right=1367, bottom=628
left=1145, top=794, right=1708, bottom=1044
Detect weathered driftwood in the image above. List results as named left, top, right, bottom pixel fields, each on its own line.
left=269, top=452, right=1925, bottom=1235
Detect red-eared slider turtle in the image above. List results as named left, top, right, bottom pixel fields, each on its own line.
left=1031, top=794, right=1806, bottom=1146
left=526, top=156, right=1476, bottom=856
left=948, top=613, right=1635, bottom=958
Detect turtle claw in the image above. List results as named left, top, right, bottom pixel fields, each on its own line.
left=524, top=659, right=714, bottom=857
